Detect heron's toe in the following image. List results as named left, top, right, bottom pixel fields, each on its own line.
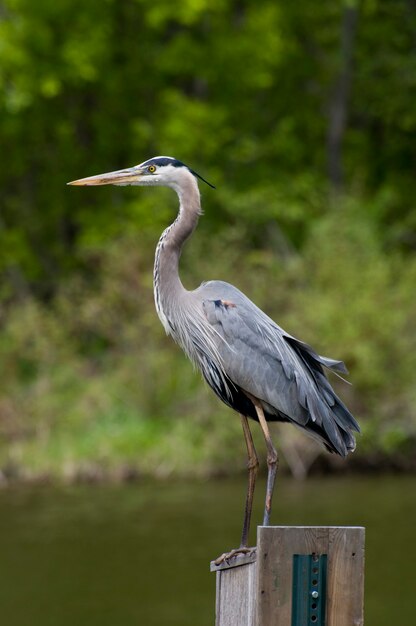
left=213, top=546, right=256, bottom=566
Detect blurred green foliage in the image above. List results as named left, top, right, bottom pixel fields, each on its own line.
left=0, top=0, right=415, bottom=479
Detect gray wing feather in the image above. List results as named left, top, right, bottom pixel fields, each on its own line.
left=197, top=280, right=359, bottom=456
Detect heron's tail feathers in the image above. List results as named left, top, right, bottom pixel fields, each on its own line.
left=320, top=396, right=359, bottom=456
left=293, top=381, right=358, bottom=457
left=283, top=334, right=360, bottom=457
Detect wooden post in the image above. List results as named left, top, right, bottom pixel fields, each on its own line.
left=211, top=526, right=365, bottom=626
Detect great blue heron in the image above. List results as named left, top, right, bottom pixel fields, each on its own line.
left=68, top=156, right=360, bottom=563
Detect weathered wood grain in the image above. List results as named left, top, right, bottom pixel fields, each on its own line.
left=327, top=527, right=365, bottom=626
left=256, top=526, right=365, bottom=626
left=211, top=552, right=257, bottom=626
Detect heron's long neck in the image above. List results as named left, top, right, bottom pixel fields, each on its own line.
left=153, top=176, right=201, bottom=329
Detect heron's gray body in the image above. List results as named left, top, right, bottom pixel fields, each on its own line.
left=161, top=278, right=358, bottom=457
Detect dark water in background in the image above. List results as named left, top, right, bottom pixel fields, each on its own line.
left=0, top=475, right=414, bottom=626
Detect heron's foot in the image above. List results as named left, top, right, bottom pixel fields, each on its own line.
left=214, top=546, right=256, bottom=566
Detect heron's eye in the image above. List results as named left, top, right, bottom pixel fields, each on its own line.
left=148, top=165, right=156, bottom=173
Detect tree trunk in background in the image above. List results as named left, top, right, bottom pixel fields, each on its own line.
left=327, top=5, right=359, bottom=192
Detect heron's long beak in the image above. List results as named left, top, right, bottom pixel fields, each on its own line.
left=67, top=167, right=142, bottom=186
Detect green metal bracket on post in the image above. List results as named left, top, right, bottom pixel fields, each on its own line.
left=292, top=553, right=327, bottom=625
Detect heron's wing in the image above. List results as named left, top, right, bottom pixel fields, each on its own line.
left=200, top=283, right=359, bottom=456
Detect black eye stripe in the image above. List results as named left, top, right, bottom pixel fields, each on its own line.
left=140, top=157, right=215, bottom=189
left=144, top=157, right=184, bottom=168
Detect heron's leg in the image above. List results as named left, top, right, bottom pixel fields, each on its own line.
left=253, top=399, right=279, bottom=526
left=240, top=414, right=259, bottom=548
left=212, top=416, right=258, bottom=566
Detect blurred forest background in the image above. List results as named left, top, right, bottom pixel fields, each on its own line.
left=0, top=0, right=415, bottom=483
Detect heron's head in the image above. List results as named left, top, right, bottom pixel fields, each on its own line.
left=68, top=156, right=215, bottom=191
